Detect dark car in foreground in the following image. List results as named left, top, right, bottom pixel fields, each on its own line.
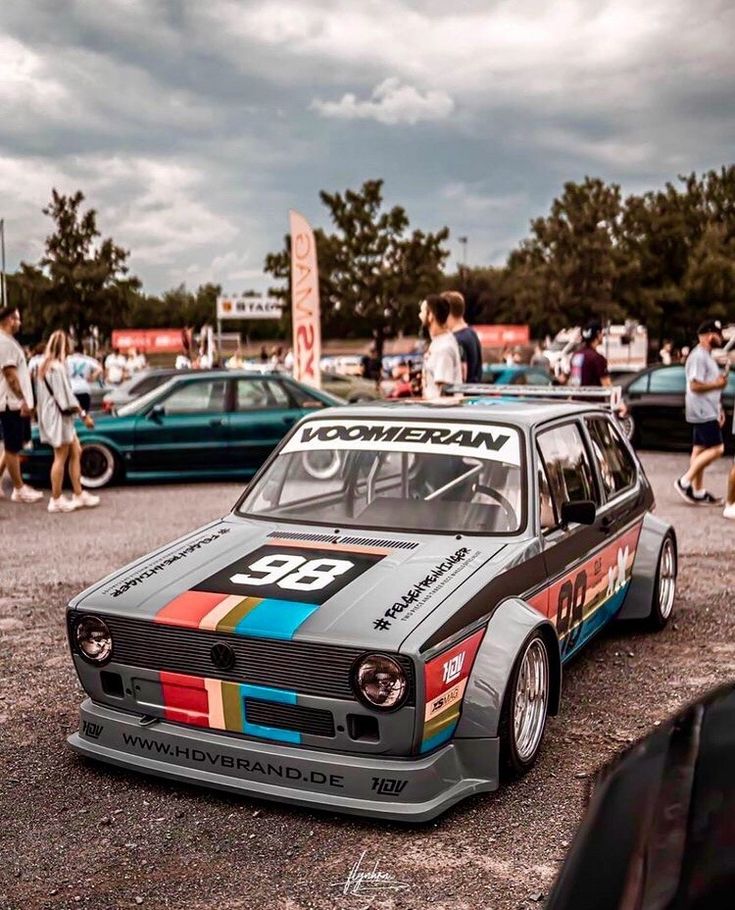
left=622, top=364, right=735, bottom=451
left=23, top=371, right=341, bottom=488
left=66, top=397, right=675, bottom=820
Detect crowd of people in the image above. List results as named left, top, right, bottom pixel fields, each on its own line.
left=2, top=295, right=734, bottom=519
left=0, top=305, right=152, bottom=513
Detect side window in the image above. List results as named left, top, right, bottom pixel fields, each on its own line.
left=163, top=380, right=227, bottom=414
left=626, top=374, right=649, bottom=394
left=587, top=418, right=637, bottom=498
left=286, top=382, right=327, bottom=409
left=537, top=424, right=597, bottom=514
left=235, top=379, right=290, bottom=411
left=648, top=366, right=686, bottom=393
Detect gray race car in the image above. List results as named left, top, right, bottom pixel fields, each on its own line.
left=66, top=399, right=677, bottom=821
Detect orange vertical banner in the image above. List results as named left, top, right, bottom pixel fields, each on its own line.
left=289, top=210, right=322, bottom=389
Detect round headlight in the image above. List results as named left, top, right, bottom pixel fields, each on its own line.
left=75, top=615, right=113, bottom=664
left=353, top=654, right=407, bottom=711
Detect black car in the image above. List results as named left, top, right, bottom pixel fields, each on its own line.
left=622, top=364, right=735, bottom=451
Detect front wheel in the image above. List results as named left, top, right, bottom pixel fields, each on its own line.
left=648, top=534, right=677, bottom=630
left=499, top=632, right=550, bottom=777
left=80, top=442, right=119, bottom=489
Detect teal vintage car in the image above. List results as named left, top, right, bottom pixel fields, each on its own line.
left=23, top=370, right=342, bottom=489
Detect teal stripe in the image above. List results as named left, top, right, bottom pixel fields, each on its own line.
left=420, top=721, right=457, bottom=754
left=562, top=581, right=630, bottom=663
left=240, top=683, right=301, bottom=745
left=234, top=598, right=318, bottom=640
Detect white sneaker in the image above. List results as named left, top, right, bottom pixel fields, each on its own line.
left=73, top=491, right=100, bottom=508
left=723, top=503, right=735, bottom=520
left=11, top=485, right=44, bottom=503
left=48, top=496, right=78, bottom=513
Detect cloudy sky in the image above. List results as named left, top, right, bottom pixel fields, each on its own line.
left=1, top=0, right=733, bottom=293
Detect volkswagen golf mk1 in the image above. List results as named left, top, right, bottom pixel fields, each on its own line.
left=66, top=399, right=677, bottom=821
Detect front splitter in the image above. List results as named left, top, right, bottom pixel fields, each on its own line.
left=69, top=699, right=499, bottom=822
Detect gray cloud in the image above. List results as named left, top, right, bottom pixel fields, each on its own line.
left=0, top=0, right=732, bottom=292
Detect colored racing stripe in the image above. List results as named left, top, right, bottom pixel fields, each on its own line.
left=153, top=589, right=318, bottom=640
left=159, top=670, right=303, bottom=744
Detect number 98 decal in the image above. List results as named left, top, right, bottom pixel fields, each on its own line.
left=231, top=554, right=354, bottom=592
left=194, top=544, right=386, bottom=605
left=556, top=570, right=587, bottom=650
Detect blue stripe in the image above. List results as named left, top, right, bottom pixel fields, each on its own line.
left=562, top=582, right=630, bottom=663
left=234, top=598, right=318, bottom=640
left=420, top=721, right=457, bottom=754
left=240, top=683, right=301, bottom=745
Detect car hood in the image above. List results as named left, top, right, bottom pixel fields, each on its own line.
left=70, top=514, right=525, bottom=652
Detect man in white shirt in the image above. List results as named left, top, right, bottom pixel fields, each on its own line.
left=104, top=348, right=127, bottom=384
left=0, top=306, right=43, bottom=502
left=67, top=346, right=103, bottom=413
left=419, top=295, right=462, bottom=398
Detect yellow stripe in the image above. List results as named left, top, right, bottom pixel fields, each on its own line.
left=199, top=594, right=246, bottom=631
left=216, top=597, right=262, bottom=634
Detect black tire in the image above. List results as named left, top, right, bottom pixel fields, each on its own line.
left=648, top=533, right=677, bottom=630
left=498, top=631, right=550, bottom=778
left=80, top=442, right=120, bottom=489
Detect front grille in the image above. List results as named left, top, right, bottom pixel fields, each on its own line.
left=73, top=614, right=415, bottom=704
left=245, top=699, right=335, bottom=737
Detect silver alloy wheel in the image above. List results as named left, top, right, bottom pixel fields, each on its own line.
left=658, top=537, right=676, bottom=619
left=80, top=443, right=116, bottom=489
left=302, top=450, right=342, bottom=481
left=512, top=637, right=549, bottom=763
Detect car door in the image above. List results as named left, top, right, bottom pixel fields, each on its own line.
left=227, top=378, right=304, bottom=474
left=536, top=420, right=607, bottom=659
left=131, top=376, right=230, bottom=473
left=629, top=366, right=688, bottom=448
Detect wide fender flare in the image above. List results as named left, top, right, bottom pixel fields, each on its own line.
left=616, top=512, right=676, bottom=621
left=455, top=597, right=562, bottom=739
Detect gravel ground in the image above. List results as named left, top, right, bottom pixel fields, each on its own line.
left=1, top=454, right=734, bottom=910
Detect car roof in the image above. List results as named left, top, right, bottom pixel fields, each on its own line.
left=305, top=398, right=608, bottom=427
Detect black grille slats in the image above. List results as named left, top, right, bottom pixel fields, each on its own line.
left=88, top=614, right=415, bottom=704
left=245, top=699, right=335, bottom=737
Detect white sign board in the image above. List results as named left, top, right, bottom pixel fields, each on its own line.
left=216, top=295, right=283, bottom=320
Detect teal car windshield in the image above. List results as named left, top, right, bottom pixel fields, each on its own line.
left=239, top=417, right=525, bottom=534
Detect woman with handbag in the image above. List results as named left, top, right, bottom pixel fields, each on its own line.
left=37, top=330, right=101, bottom=513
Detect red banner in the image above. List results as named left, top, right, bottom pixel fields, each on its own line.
left=289, top=210, right=321, bottom=389
left=111, top=329, right=187, bottom=353
left=473, top=324, right=530, bottom=348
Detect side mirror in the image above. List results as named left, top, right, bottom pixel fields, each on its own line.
left=148, top=403, right=165, bottom=421
left=560, top=500, right=596, bottom=526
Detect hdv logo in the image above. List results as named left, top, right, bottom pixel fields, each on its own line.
left=442, top=651, right=465, bottom=685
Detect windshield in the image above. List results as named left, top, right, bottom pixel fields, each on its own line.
left=116, top=378, right=178, bottom=416
left=239, top=417, right=525, bottom=534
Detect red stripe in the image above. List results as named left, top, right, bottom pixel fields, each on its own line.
left=155, top=590, right=226, bottom=629
left=160, top=671, right=209, bottom=727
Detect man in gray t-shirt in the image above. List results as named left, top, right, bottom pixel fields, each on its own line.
left=674, top=320, right=727, bottom=505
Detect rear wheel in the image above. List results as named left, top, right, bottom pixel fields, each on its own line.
left=499, top=632, right=550, bottom=777
left=648, top=534, right=677, bottom=630
left=80, top=442, right=119, bottom=489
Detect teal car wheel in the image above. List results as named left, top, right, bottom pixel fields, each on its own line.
left=80, top=442, right=119, bottom=489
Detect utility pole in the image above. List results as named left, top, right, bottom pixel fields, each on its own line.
left=457, top=236, right=468, bottom=295
left=0, top=219, right=6, bottom=309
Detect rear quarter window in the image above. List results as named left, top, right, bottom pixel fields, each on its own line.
left=586, top=418, right=637, bottom=498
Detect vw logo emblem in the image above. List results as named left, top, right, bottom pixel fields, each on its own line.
left=210, top=642, right=235, bottom=671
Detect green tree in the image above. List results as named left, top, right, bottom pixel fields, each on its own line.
left=264, top=179, right=450, bottom=356
left=37, top=189, right=140, bottom=338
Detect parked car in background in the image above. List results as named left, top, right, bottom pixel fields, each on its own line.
left=482, top=364, right=554, bottom=386
left=622, top=364, right=735, bottom=452
left=320, top=371, right=380, bottom=402
left=23, top=371, right=342, bottom=489
left=102, top=369, right=181, bottom=412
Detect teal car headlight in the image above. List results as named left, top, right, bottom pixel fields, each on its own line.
left=353, top=654, right=407, bottom=711
left=74, top=615, right=113, bottom=665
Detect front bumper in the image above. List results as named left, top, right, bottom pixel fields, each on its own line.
left=69, top=699, right=499, bottom=822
